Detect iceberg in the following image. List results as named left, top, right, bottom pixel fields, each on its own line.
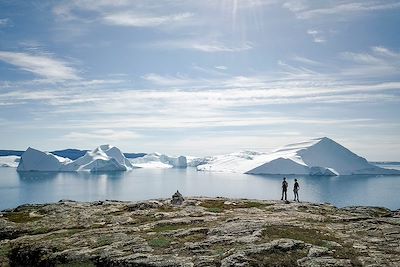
left=17, top=145, right=134, bottom=172
left=130, top=153, right=187, bottom=169
left=0, top=155, right=20, bottom=168
left=196, top=150, right=266, bottom=173
left=17, top=148, right=64, bottom=171
left=197, top=137, right=400, bottom=176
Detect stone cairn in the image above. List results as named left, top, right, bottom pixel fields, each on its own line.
left=171, top=190, right=184, bottom=205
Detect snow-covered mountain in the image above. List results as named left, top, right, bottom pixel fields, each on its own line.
left=130, top=153, right=187, bottom=168
left=17, top=145, right=134, bottom=172
left=197, top=137, right=400, bottom=176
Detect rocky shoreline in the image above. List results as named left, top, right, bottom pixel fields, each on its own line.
left=1, top=197, right=399, bottom=266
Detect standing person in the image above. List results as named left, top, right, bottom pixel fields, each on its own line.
left=281, top=177, right=288, bottom=201
left=293, top=179, right=300, bottom=202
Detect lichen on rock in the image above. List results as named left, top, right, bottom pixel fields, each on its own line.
left=0, top=197, right=399, bottom=266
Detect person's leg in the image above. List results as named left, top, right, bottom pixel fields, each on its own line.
left=281, top=190, right=284, bottom=200
left=284, top=190, right=287, bottom=200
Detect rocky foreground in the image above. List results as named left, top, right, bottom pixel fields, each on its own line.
left=0, top=198, right=399, bottom=267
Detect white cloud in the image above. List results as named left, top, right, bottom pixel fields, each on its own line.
left=284, top=0, right=400, bottom=19
left=340, top=46, right=400, bottom=77
left=0, top=18, right=9, bottom=27
left=63, top=129, right=140, bottom=141
left=154, top=39, right=253, bottom=52
left=291, top=56, right=321, bottom=66
left=142, top=73, right=194, bottom=86
left=371, top=46, right=400, bottom=59
left=191, top=42, right=253, bottom=52
left=102, top=12, right=193, bottom=27
left=215, top=66, right=227, bottom=70
left=0, top=51, right=80, bottom=81
left=307, top=30, right=325, bottom=43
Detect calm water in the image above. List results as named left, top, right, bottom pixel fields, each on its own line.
left=1, top=166, right=400, bottom=211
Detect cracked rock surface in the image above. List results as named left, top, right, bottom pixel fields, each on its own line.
left=0, top=197, right=399, bottom=266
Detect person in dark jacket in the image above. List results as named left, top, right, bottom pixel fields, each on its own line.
left=281, top=177, right=288, bottom=201
left=293, top=179, right=300, bottom=202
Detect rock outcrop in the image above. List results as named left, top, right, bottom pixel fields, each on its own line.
left=1, top=198, right=399, bottom=266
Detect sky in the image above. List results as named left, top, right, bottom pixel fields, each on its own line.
left=0, top=0, right=399, bottom=160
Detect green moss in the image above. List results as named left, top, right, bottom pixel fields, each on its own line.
left=206, top=207, right=224, bottom=213
left=108, top=209, right=127, bottom=216
left=30, top=227, right=52, bottom=235
left=45, top=229, right=84, bottom=240
left=94, top=236, right=113, bottom=248
left=200, top=200, right=270, bottom=213
left=151, top=224, right=185, bottom=232
left=0, top=243, right=11, bottom=261
left=4, top=212, right=41, bottom=223
left=262, top=225, right=339, bottom=247
left=200, top=200, right=226, bottom=209
left=56, top=261, right=95, bottom=267
left=179, top=233, right=207, bottom=243
left=157, top=205, right=175, bottom=212
left=333, top=245, right=363, bottom=267
left=239, top=201, right=272, bottom=209
left=148, top=237, right=171, bottom=248
left=131, top=214, right=158, bottom=225
left=253, top=249, right=308, bottom=267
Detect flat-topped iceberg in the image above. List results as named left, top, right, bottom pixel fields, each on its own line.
left=17, top=145, right=133, bottom=172
left=197, top=137, right=400, bottom=176
left=130, top=153, right=187, bottom=168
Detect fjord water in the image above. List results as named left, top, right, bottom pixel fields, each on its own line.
left=1, top=166, right=400, bottom=211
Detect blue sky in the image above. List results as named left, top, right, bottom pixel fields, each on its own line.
left=0, top=0, right=399, bottom=160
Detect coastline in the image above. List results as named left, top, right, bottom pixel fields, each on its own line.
left=1, top=197, right=399, bottom=266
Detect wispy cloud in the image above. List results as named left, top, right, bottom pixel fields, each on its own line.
left=102, top=12, right=193, bottom=27
left=291, top=56, right=322, bottom=66
left=0, top=51, right=80, bottom=81
left=284, top=0, right=400, bottom=19
left=63, top=129, right=140, bottom=141
left=340, top=46, right=400, bottom=77
left=142, top=73, right=194, bottom=86
left=307, top=29, right=325, bottom=43
left=54, top=1, right=194, bottom=28
left=0, top=18, right=9, bottom=27
left=153, top=39, right=253, bottom=52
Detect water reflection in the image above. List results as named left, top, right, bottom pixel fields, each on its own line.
left=0, top=167, right=399, bottom=210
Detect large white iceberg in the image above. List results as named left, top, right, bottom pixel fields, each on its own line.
left=17, top=148, right=64, bottom=171
left=197, top=137, right=400, bottom=176
left=17, top=145, right=133, bottom=172
left=130, top=153, right=187, bottom=169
